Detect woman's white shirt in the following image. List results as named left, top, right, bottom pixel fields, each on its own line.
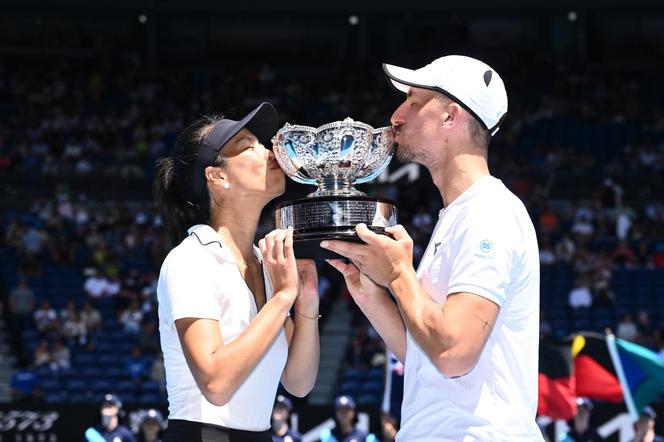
left=157, top=224, right=288, bottom=431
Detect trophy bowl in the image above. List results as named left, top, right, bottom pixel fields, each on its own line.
left=272, top=118, right=398, bottom=258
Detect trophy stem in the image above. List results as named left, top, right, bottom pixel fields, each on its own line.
left=311, top=177, right=364, bottom=197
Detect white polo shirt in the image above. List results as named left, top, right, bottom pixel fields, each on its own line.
left=157, top=224, right=288, bottom=431
left=398, top=176, right=542, bottom=441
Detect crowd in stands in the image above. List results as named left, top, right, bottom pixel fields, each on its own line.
left=1, top=56, right=663, bottom=410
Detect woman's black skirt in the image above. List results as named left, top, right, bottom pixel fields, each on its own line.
left=164, top=419, right=272, bottom=442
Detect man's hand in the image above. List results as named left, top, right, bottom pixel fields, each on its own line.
left=326, top=258, right=387, bottom=306
left=321, top=223, right=415, bottom=287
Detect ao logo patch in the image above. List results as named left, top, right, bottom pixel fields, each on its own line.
left=479, top=239, right=493, bottom=253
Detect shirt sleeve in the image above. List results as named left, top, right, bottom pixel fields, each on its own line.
left=158, top=247, right=223, bottom=326
left=446, top=206, right=515, bottom=307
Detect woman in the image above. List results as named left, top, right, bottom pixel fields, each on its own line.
left=154, top=102, right=320, bottom=442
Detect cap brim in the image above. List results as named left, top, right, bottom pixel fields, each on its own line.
left=241, top=102, right=280, bottom=146
left=382, top=63, right=434, bottom=95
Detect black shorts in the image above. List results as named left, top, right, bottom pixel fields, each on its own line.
left=164, top=419, right=272, bottom=442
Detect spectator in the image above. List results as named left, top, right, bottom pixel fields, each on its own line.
left=616, top=314, right=639, bottom=341
left=61, top=305, right=87, bottom=346
left=636, top=311, right=657, bottom=348
left=592, top=254, right=615, bottom=308
left=632, top=406, right=664, bottom=442
left=33, top=300, right=59, bottom=335
left=611, top=240, right=635, bottom=267
left=555, top=235, right=576, bottom=264
left=84, top=394, right=135, bottom=442
left=271, top=395, right=302, bottom=442
left=33, top=339, right=51, bottom=367
left=380, top=413, right=398, bottom=442
left=568, top=278, right=593, bottom=310
left=562, top=397, right=602, bottom=442
left=80, top=300, right=102, bottom=332
left=149, top=352, right=166, bottom=390
left=319, top=395, right=377, bottom=442
left=539, top=205, right=560, bottom=235
left=119, top=299, right=143, bottom=334
left=10, top=357, right=39, bottom=404
left=51, top=338, right=71, bottom=370
left=125, top=346, right=149, bottom=382
left=137, top=320, right=160, bottom=354
left=8, top=279, right=35, bottom=332
left=83, top=268, right=111, bottom=299
left=136, top=409, right=165, bottom=442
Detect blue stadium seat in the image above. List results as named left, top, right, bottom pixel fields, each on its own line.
left=341, top=368, right=363, bottom=382
left=141, top=381, right=161, bottom=394
left=339, top=381, right=360, bottom=395
left=138, top=393, right=163, bottom=403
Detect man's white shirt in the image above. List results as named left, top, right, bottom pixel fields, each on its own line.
left=397, top=176, right=543, bottom=441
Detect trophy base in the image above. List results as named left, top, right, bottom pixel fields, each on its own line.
left=275, top=196, right=398, bottom=260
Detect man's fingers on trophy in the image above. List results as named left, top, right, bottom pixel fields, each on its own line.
left=325, top=259, right=358, bottom=278
left=320, top=240, right=360, bottom=258
left=355, top=223, right=379, bottom=244
left=258, top=238, right=267, bottom=257
left=385, top=224, right=410, bottom=241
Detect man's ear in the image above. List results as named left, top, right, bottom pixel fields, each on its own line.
left=441, top=102, right=462, bottom=130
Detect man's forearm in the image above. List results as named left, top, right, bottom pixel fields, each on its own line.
left=388, top=269, right=452, bottom=362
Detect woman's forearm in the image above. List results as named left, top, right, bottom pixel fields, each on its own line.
left=281, top=315, right=320, bottom=397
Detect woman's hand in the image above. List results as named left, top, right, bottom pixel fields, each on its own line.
left=295, top=259, right=319, bottom=317
left=259, top=228, right=298, bottom=305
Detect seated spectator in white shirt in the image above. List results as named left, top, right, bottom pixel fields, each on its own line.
left=616, top=314, right=639, bottom=341
left=51, top=338, right=71, bottom=370
left=33, top=300, right=58, bottom=334
left=568, top=279, right=593, bottom=309
left=83, top=268, right=110, bottom=299
left=119, top=299, right=143, bottom=334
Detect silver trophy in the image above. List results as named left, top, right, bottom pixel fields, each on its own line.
left=272, top=118, right=398, bottom=258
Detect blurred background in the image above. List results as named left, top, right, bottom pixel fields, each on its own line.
left=0, top=0, right=663, bottom=440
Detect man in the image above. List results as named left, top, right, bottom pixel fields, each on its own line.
left=319, top=395, right=377, bottom=442
left=323, top=55, right=541, bottom=440
left=84, top=394, right=136, bottom=442
left=562, top=397, right=603, bottom=442
left=632, top=406, right=664, bottom=442
left=271, top=394, right=302, bottom=442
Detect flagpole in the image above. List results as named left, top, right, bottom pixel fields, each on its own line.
left=382, top=351, right=394, bottom=414
left=605, top=331, right=638, bottom=420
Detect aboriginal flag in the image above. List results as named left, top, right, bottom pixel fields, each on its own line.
left=572, top=332, right=623, bottom=403
left=537, top=338, right=577, bottom=419
left=572, top=332, right=664, bottom=418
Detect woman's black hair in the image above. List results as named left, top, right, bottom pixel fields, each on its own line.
left=154, top=115, right=228, bottom=246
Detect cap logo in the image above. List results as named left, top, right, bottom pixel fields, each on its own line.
left=483, top=70, right=493, bottom=87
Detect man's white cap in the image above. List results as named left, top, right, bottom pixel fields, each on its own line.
left=383, top=55, right=508, bottom=136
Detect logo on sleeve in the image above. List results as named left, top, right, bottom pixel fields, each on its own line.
left=434, top=242, right=442, bottom=255
left=479, top=239, right=493, bottom=253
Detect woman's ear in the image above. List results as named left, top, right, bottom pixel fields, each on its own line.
left=204, top=166, right=228, bottom=190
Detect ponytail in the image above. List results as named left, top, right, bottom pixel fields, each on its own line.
left=154, top=116, right=227, bottom=246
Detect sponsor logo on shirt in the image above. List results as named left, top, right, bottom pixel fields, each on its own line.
left=479, top=239, right=493, bottom=253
